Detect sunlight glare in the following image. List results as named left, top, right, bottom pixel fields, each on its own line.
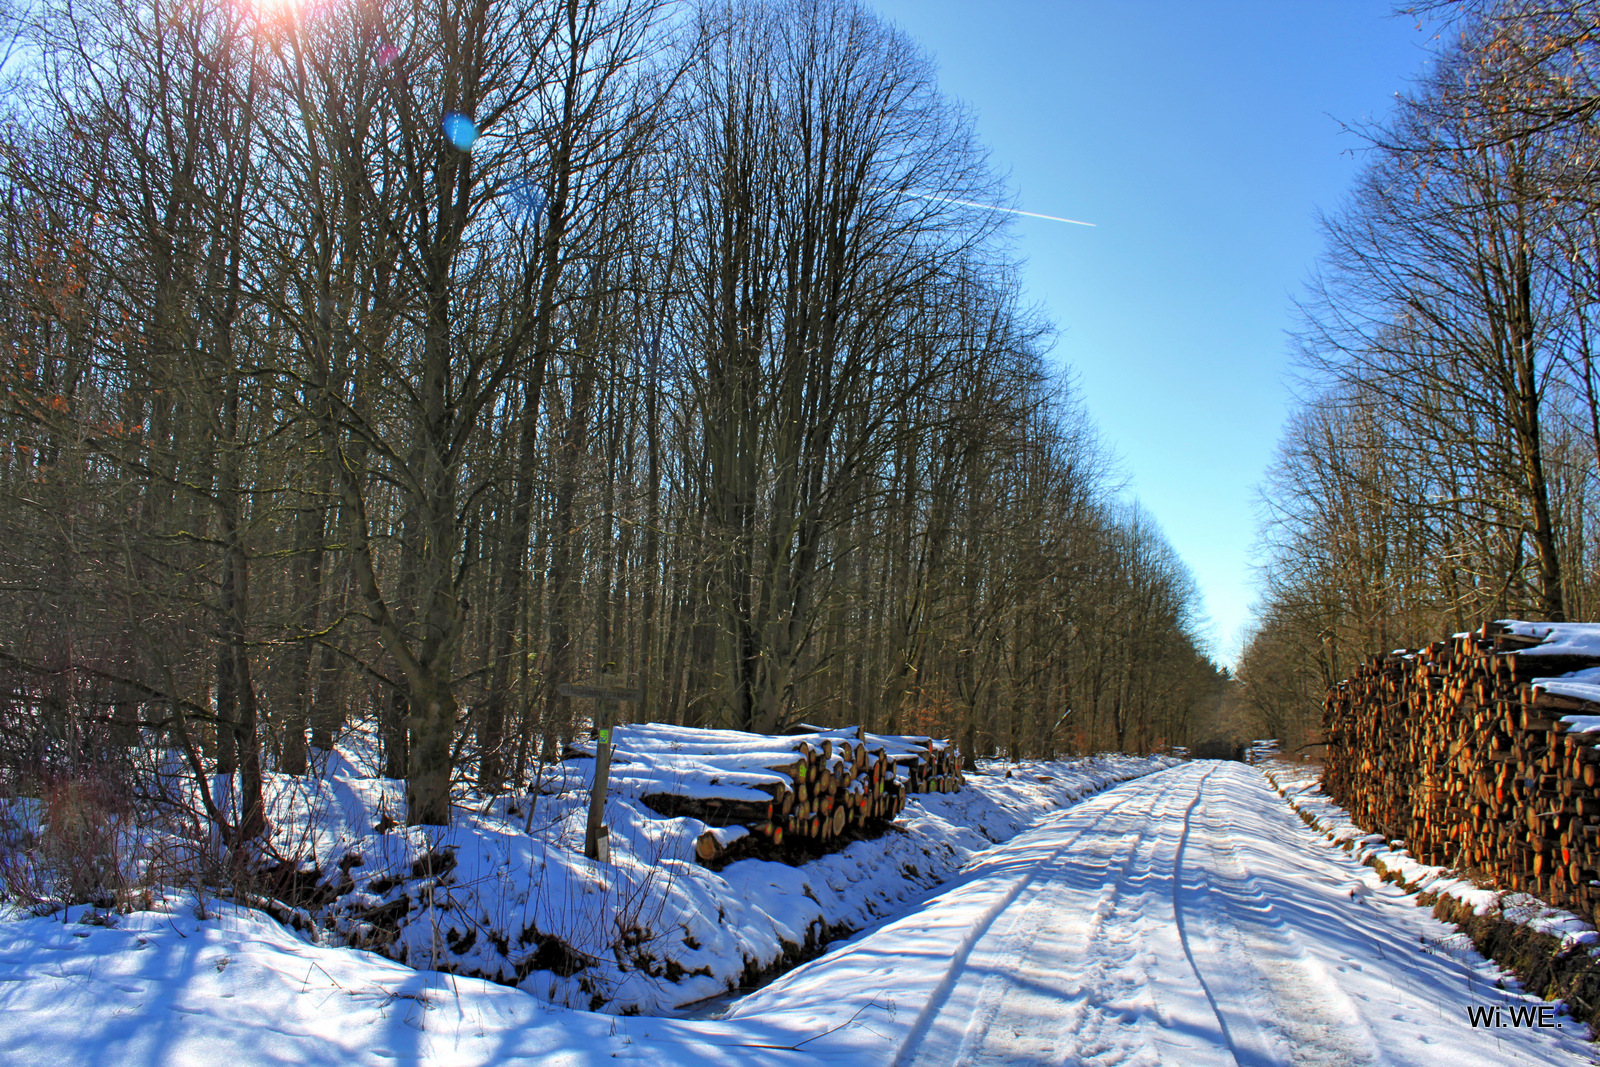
left=243, top=0, right=309, bottom=21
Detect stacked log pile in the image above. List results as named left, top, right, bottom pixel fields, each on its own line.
left=565, top=722, right=963, bottom=868
left=1323, top=620, right=1600, bottom=916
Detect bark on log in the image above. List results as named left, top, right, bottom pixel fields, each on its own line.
left=563, top=721, right=959, bottom=868
left=1323, top=620, right=1600, bottom=918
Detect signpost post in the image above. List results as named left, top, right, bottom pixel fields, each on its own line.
left=558, top=676, right=640, bottom=861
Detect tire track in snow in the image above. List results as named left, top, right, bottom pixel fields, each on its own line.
left=894, top=772, right=1174, bottom=1066
left=1171, top=764, right=1254, bottom=1062
left=1182, top=767, right=1379, bottom=1067
left=932, top=775, right=1170, bottom=1065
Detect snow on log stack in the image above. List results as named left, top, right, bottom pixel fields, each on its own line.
left=1246, top=739, right=1280, bottom=765
left=565, top=722, right=963, bottom=868
left=1323, top=620, right=1600, bottom=917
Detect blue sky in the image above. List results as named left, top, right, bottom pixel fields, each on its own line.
left=866, top=0, right=1445, bottom=664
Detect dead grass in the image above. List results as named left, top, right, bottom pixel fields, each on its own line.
left=0, top=774, right=140, bottom=912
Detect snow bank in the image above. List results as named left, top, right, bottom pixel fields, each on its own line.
left=1265, top=762, right=1600, bottom=956
left=1, top=744, right=1173, bottom=1018
left=0, top=893, right=805, bottom=1066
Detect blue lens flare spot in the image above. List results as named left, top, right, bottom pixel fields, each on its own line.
left=443, top=112, right=478, bottom=152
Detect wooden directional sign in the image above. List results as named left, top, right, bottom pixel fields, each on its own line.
left=560, top=679, right=640, bottom=862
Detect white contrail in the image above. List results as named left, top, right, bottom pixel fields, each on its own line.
left=887, top=188, right=1095, bottom=226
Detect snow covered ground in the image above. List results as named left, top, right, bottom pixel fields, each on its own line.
left=0, top=745, right=1169, bottom=1016
left=254, top=749, right=1172, bottom=1014
left=724, top=760, right=1599, bottom=1064
left=4, top=760, right=1595, bottom=1064
left=1266, top=760, right=1600, bottom=955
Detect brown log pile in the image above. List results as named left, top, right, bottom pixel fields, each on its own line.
left=1323, top=620, right=1600, bottom=916
left=564, top=722, right=964, bottom=869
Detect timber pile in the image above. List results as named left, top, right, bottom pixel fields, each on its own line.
left=1323, top=620, right=1600, bottom=917
left=565, top=722, right=963, bottom=869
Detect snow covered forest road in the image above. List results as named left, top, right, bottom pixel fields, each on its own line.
left=728, top=761, right=1596, bottom=1065
left=4, top=761, right=1598, bottom=1066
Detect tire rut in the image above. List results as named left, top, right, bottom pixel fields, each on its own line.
left=1181, top=768, right=1379, bottom=1067
left=953, top=778, right=1169, bottom=1065
left=901, top=769, right=1177, bottom=1066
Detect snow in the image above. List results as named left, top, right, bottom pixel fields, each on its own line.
left=1558, top=709, right=1600, bottom=734
left=1466, top=621, right=1600, bottom=730
left=5, top=759, right=1594, bottom=1064
left=722, top=761, right=1596, bottom=1064
left=0, top=751, right=1172, bottom=1053
left=1502, top=621, right=1600, bottom=659
left=0, top=893, right=793, bottom=1067
left=575, top=722, right=957, bottom=803
left=232, top=749, right=1169, bottom=1016
left=1269, top=761, right=1600, bottom=957
left=1529, top=665, right=1600, bottom=715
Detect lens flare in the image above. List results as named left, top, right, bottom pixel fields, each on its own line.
left=443, top=113, right=478, bottom=152
left=245, top=0, right=308, bottom=18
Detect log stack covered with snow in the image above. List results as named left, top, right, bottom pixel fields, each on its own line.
left=1323, top=620, right=1600, bottom=917
left=565, top=723, right=963, bottom=868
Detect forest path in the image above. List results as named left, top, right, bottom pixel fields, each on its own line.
left=727, top=762, right=1594, bottom=1066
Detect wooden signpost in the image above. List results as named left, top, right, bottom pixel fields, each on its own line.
left=558, top=676, right=640, bottom=861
